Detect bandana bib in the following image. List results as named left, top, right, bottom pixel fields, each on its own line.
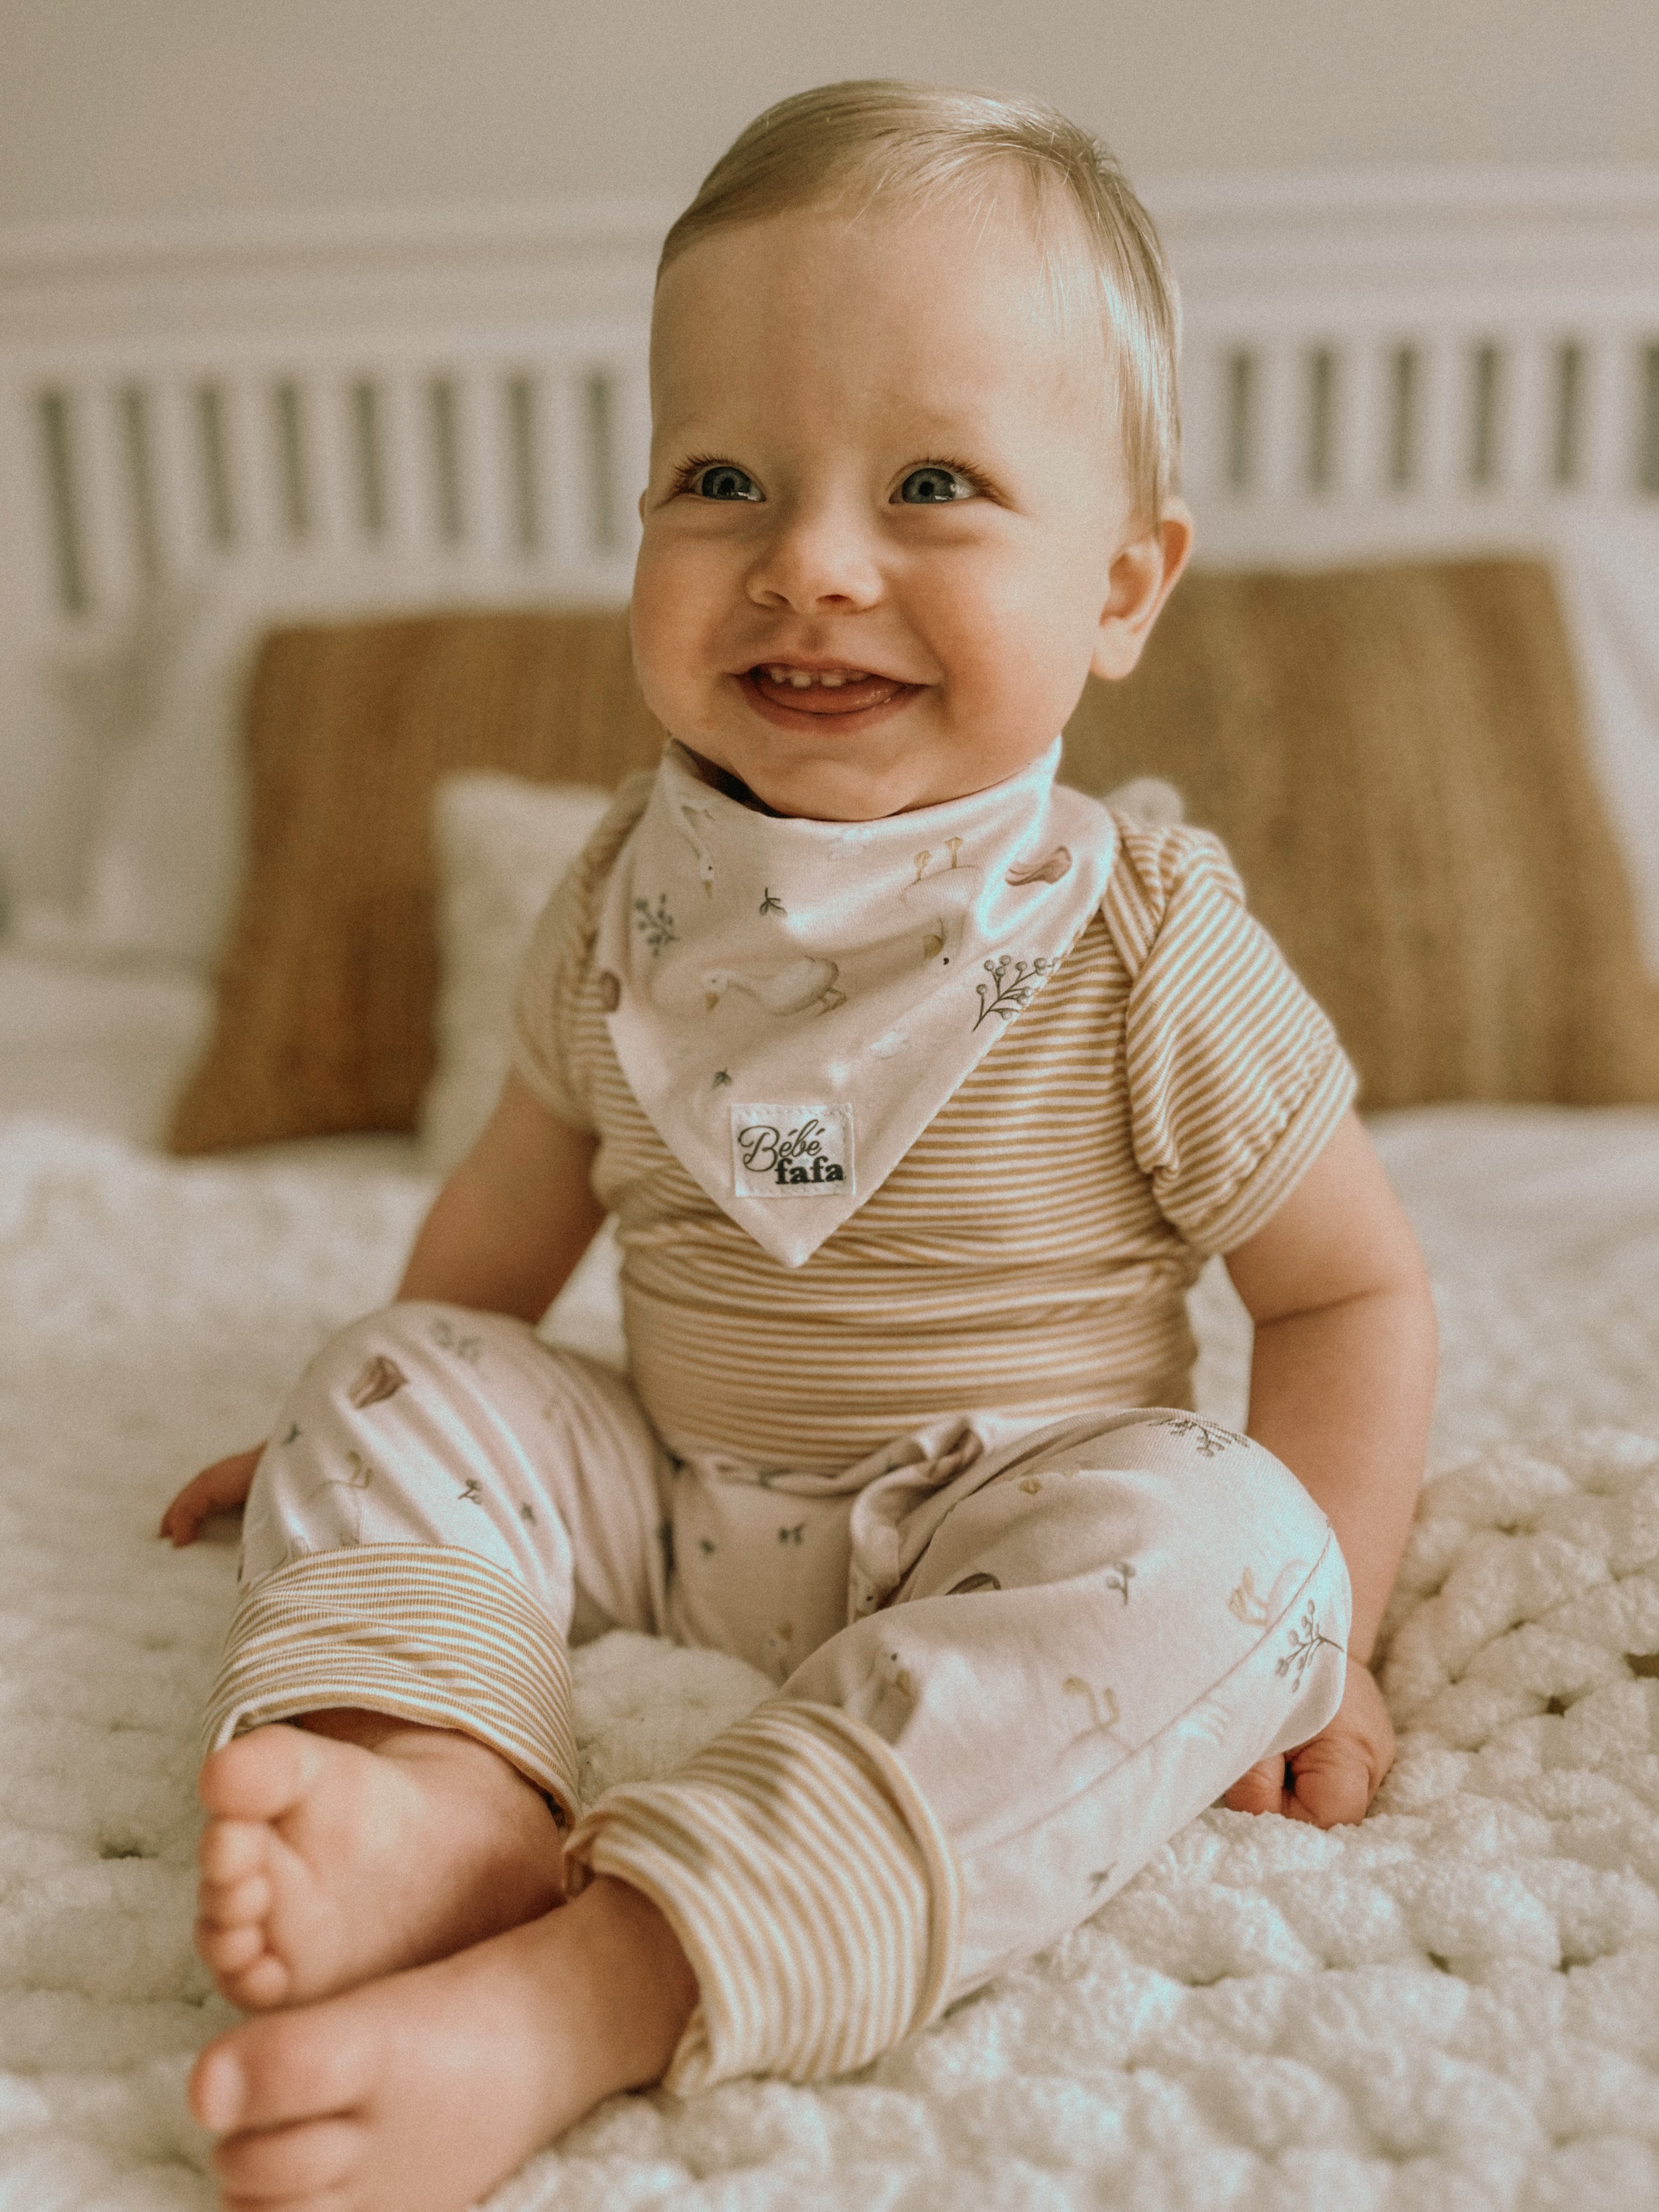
left=595, top=740, right=1117, bottom=1267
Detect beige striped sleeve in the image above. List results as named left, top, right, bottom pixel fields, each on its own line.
left=510, top=771, right=657, bottom=1132
left=565, top=1699, right=961, bottom=2091
left=1105, top=822, right=1357, bottom=1256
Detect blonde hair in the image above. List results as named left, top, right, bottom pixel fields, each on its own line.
left=658, top=80, right=1181, bottom=522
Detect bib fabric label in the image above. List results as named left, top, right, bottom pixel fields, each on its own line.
left=730, top=1103, right=855, bottom=1198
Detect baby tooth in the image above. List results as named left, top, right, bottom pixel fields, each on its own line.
left=819, top=672, right=846, bottom=688
left=787, top=670, right=813, bottom=689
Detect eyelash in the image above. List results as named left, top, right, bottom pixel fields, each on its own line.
left=669, top=454, right=995, bottom=500
left=673, top=454, right=744, bottom=495
left=900, top=456, right=989, bottom=501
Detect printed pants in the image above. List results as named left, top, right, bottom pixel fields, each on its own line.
left=204, top=1301, right=1350, bottom=2091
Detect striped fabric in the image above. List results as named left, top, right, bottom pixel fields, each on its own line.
left=567, top=1698, right=961, bottom=2091
left=199, top=1544, right=583, bottom=1823
left=514, top=788, right=1356, bottom=1474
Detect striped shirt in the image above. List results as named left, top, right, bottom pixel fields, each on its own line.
left=513, top=777, right=1355, bottom=1474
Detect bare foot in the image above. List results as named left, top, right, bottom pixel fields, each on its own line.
left=195, top=1716, right=565, bottom=2010
left=191, top=1875, right=699, bottom=2212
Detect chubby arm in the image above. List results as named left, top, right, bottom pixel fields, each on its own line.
left=396, top=1071, right=604, bottom=1317
left=1220, top=1110, right=1437, bottom=1823
left=161, top=1074, right=603, bottom=1543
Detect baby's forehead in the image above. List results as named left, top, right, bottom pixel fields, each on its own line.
left=654, top=183, right=1113, bottom=378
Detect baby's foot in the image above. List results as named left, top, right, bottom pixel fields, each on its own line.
left=191, top=1875, right=698, bottom=2212
left=195, top=1718, right=565, bottom=2010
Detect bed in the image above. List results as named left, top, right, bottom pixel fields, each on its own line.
left=4, top=172, right=1659, bottom=2210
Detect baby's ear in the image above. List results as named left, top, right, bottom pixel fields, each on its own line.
left=1091, top=502, right=1193, bottom=682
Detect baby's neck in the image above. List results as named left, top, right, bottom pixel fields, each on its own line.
left=679, top=747, right=782, bottom=817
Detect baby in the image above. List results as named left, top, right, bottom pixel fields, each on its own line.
left=162, top=80, right=1435, bottom=2212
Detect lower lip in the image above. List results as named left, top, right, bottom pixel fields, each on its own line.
left=737, top=669, right=919, bottom=734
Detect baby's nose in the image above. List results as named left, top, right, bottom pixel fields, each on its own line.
left=746, top=502, right=883, bottom=613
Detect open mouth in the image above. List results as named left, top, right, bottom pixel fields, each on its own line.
left=743, top=664, right=915, bottom=718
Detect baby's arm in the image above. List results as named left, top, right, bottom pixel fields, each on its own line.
left=1219, top=1109, right=1437, bottom=1826
left=395, top=1072, right=603, bottom=1318
left=160, top=1075, right=602, bottom=1543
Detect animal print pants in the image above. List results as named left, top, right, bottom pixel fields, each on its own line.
left=204, top=1301, right=1349, bottom=2092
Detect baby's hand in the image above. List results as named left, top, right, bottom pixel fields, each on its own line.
left=159, top=1445, right=263, bottom=1547
left=1224, top=1656, right=1395, bottom=1828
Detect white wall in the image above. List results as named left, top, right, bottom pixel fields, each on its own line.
left=3, top=0, right=1656, bottom=231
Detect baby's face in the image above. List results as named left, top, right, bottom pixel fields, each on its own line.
left=631, top=178, right=1175, bottom=821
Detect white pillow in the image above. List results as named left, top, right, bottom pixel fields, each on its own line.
left=1546, top=513, right=1659, bottom=977
left=422, top=773, right=613, bottom=1176
left=18, top=585, right=267, bottom=972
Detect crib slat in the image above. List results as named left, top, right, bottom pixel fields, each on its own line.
left=539, top=369, right=586, bottom=570
left=78, top=383, right=142, bottom=612
left=375, top=372, right=426, bottom=555
left=1172, top=338, right=1221, bottom=506
left=223, top=377, right=281, bottom=555
left=503, top=370, right=540, bottom=557
left=1575, top=334, right=1626, bottom=501
left=455, top=367, right=513, bottom=563
left=612, top=363, right=651, bottom=561
left=1467, top=342, right=1502, bottom=489
left=145, top=377, right=204, bottom=574
left=117, top=385, right=164, bottom=584
left=1338, top=340, right=1390, bottom=502
left=1, top=373, right=63, bottom=632
left=304, top=375, right=358, bottom=554
left=1502, top=336, right=1554, bottom=500
left=1416, top=339, right=1464, bottom=501
left=1304, top=345, right=1339, bottom=494
left=1253, top=345, right=1300, bottom=502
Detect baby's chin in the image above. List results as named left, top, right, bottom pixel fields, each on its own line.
left=678, top=746, right=957, bottom=823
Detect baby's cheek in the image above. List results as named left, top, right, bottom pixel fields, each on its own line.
left=628, top=577, right=704, bottom=718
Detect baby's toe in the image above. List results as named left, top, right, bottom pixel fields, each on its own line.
left=200, top=1724, right=317, bottom=1824
left=220, top=1953, right=294, bottom=2011
left=214, top=2113, right=364, bottom=2202
left=200, top=1869, right=274, bottom=1928
left=200, top=1816, right=271, bottom=1885
left=1223, top=1757, right=1288, bottom=1816
left=197, top=1919, right=268, bottom=1977
left=194, top=2002, right=379, bottom=2136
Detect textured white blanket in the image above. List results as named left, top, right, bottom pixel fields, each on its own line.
left=4, top=1108, right=1659, bottom=2210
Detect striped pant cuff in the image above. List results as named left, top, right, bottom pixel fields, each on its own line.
left=199, top=1544, right=582, bottom=1824
left=566, top=1699, right=961, bottom=2091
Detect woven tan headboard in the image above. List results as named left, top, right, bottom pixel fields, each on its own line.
left=1062, top=557, right=1659, bottom=1109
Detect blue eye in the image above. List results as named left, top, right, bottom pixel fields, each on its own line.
left=898, top=465, right=973, bottom=504
left=692, top=464, right=762, bottom=502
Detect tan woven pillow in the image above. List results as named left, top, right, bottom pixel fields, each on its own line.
left=1060, top=557, right=1659, bottom=1107
left=169, top=608, right=662, bottom=1152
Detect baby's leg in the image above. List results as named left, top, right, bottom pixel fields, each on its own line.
left=195, top=1303, right=669, bottom=2012
left=565, top=1409, right=1351, bottom=2092
left=793, top=1408, right=1353, bottom=1994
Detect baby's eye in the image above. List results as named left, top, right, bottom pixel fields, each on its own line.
left=690, top=464, right=763, bottom=503
left=896, top=465, right=975, bottom=505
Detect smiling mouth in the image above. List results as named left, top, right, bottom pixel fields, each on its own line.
left=744, top=664, right=914, bottom=716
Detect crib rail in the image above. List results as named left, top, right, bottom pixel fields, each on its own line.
left=19, top=324, right=1659, bottom=625
left=20, top=345, right=649, bottom=619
